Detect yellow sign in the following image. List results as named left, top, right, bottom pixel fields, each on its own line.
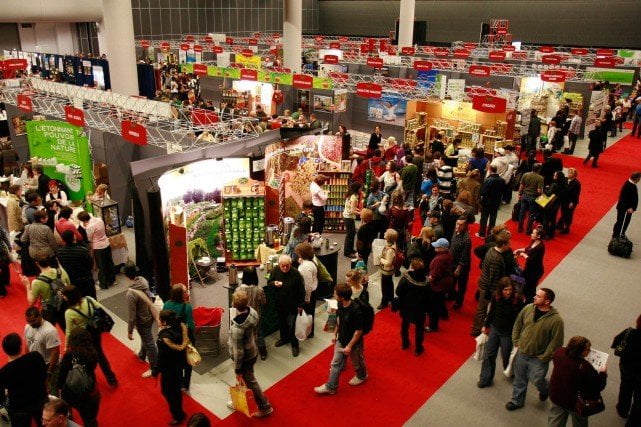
left=441, top=100, right=476, bottom=123
left=235, top=55, right=262, bottom=69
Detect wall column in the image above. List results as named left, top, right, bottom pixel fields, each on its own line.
left=100, top=0, right=138, bottom=95
left=283, top=0, right=302, bottom=73
left=398, top=0, right=415, bottom=48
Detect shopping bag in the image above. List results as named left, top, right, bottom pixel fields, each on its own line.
left=535, top=193, right=556, bottom=208
left=229, top=379, right=258, bottom=417
left=473, top=333, right=488, bottom=361
left=295, top=311, right=313, bottom=341
left=503, top=347, right=518, bottom=377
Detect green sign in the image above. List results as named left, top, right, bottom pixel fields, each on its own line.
left=26, top=120, right=94, bottom=202
left=313, top=76, right=334, bottom=90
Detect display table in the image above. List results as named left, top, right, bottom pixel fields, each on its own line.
left=314, top=243, right=341, bottom=299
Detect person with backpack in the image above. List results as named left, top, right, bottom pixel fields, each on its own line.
left=314, top=283, right=368, bottom=395
left=396, top=258, right=429, bottom=356
left=163, top=284, right=195, bottom=391
left=57, top=328, right=100, bottom=427
left=377, top=228, right=398, bottom=310
left=296, top=242, right=318, bottom=339
left=61, top=285, right=118, bottom=388
left=57, top=230, right=95, bottom=299
left=23, top=252, right=71, bottom=329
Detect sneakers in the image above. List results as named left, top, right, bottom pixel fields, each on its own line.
left=141, top=369, right=153, bottom=378
left=348, top=375, right=368, bottom=386
left=314, top=384, right=336, bottom=395
left=505, top=402, right=523, bottom=411
left=254, top=407, right=274, bottom=418
left=474, top=233, right=484, bottom=238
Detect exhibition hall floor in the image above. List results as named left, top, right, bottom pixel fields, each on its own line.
left=1, top=130, right=639, bottom=426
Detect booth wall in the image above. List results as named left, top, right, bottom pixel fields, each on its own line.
left=318, top=1, right=641, bottom=49
left=0, top=24, right=21, bottom=51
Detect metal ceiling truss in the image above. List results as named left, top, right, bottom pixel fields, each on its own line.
left=0, top=78, right=260, bottom=153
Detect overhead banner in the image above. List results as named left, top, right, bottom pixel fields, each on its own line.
left=26, top=120, right=94, bottom=202
left=472, top=95, right=507, bottom=113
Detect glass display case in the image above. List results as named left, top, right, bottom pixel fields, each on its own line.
left=91, top=198, right=121, bottom=237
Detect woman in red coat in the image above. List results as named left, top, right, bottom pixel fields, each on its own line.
left=549, top=336, right=607, bottom=426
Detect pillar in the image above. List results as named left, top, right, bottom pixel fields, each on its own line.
left=398, top=0, right=416, bottom=48
left=100, top=0, right=139, bottom=95
left=283, top=0, right=302, bottom=73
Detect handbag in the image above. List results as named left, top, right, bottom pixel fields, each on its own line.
left=535, top=193, right=556, bottom=208
left=185, top=341, right=201, bottom=366
left=229, top=379, right=259, bottom=417
left=614, top=328, right=633, bottom=357
left=295, top=311, right=313, bottom=341
left=575, top=363, right=605, bottom=417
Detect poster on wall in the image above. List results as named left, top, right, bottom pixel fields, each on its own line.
left=264, top=135, right=342, bottom=223
left=26, top=120, right=94, bottom=202
left=586, top=90, right=607, bottom=132
left=334, top=89, right=348, bottom=113
left=367, top=94, right=407, bottom=126
left=11, top=115, right=27, bottom=135
left=313, top=94, right=334, bottom=112
left=157, top=158, right=250, bottom=266
left=446, top=79, right=466, bottom=100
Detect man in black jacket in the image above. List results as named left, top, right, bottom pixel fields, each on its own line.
left=57, top=231, right=95, bottom=299
left=450, top=218, right=472, bottom=310
left=540, top=150, right=563, bottom=187
left=477, top=165, right=506, bottom=238
left=612, top=172, right=641, bottom=238
left=267, top=255, right=306, bottom=357
left=557, top=168, right=581, bottom=234
left=33, top=164, right=51, bottom=201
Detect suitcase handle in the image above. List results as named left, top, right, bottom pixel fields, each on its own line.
left=619, top=211, right=631, bottom=238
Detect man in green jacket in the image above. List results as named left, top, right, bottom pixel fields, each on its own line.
left=506, top=288, right=564, bottom=411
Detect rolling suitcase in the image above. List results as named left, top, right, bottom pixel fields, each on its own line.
left=608, top=213, right=633, bottom=258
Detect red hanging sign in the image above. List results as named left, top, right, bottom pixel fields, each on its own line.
left=488, top=50, right=506, bottom=61
left=180, top=43, right=190, bottom=51
left=539, top=46, right=555, bottom=53
left=241, top=49, right=254, bottom=57
left=379, top=39, right=388, bottom=52
left=121, top=121, right=147, bottom=146
left=413, top=60, right=432, bottom=71
left=248, top=38, right=258, bottom=46
left=496, top=29, right=508, bottom=35
left=212, top=45, right=224, bottom=54
left=401, top=46, right=416, bottom=56
left=502, top=45, right=516, bottom=52
left=367, top=57, right=384, bottom=69
left=324, top=55, right=339, bottom=64
left=292, top=74, right=314, bottom=89
left=140, top=40, right=150, bottom=48
left=453, top=49, right=471, bottom=58
left=2, top=58, right=28, bottom=71
left=541, top=70, right=567, bottom=83
left=203, top=36, right=213, bottom=43
left=433, top=48, right=450, bottom=57
left=596, top=49, right=615, bottom=57
left=594, top=57, right=617, bottom=67
left=160, top=41, right=170, bottom=52
left=329, top=42, right=341, bottom=49
left=387, top=46, right=396, bottom=56
left=468, top=65, right=491, bottom=76
left=64, top=105, right=84, bottom=127
left=273, top=33, right=281, bottom=39
left=360, top=43, right=370, bottom=54
left=17, top=94, right=32, bottom=112
left=240, top=69, right=258, bottom=81
left=542, top=54, right=561, bottom=65
left=571, top=48, right=588, bottom=56
left=463, top=42, right=477, bottom=50
left=314, top=35, right=324, bottom=42
left=355, top=82, right=383, bottom=99
left=185, top=35, right=195, bottom=42
left=193, top=45, right=203, bottom=53
left=226, top=37, right=234, bottom=45
left=193, top=63, right=208, bottom=76
left=472, top=95, right=507, bottom=113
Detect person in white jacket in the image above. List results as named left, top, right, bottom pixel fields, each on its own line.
left=502, top=145, right=519, bottom=204
left=491, top=147, right=514, bottom=205
left=296, top=242, right=318, bottom=338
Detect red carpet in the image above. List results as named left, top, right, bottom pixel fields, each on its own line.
left=1, top=132, right=639, bottom=427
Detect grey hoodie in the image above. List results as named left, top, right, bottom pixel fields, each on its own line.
left=228, top=307, right=259, bottom=372
left=126, top=276, right=154, bottom=334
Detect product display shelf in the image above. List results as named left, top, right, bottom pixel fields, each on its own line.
left=222, top=186, right=265, bottom=261
left=322, top=171, right=351, bottom=233
left=221, top=89, right=251, bottom=110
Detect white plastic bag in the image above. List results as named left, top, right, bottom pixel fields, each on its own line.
left=295, top=311, right=313, bottom=341
left=563, top=135, right=570, bottom=150
left=372, top=239, right=386, bottom=266
left=503, top=347, right=518, bottom=377
left=473, top=333, right=488, bottom=361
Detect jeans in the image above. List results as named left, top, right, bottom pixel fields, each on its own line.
left=568, top=132, right=578, bottom=154
left=277, top=310, right=299, bottom=349
left=182, top=328, right=195, bottom=389
left=161, top=368, right=185, bottom=422
left=510, top=352, right=549, bottom=406
left=137, top=322, right=158, bottom=367
left=312, top=206, right=325, bottom=234
left=326, top=340, right=367, bottom=390
left=401, top=316, right=425, bottom=351
left=380, top=273, right=394, bottom=306
left=94, top=246, right=115, bottom=289
left=617, top=362, right=641, bottom=425
left=518, top=195, right=539, bottom=233
left=344, top=218, right=356, bottom=256
left=453, top=269, right=470, bottom=306
left=479, top=328, right=513, bottom=385
left=239, top=357, right=271, bottom=410
left=479, top=206, right=499, bottom=237
left=613, top=208, right=633, bottom=238
left=548, top=402, right=587, bottom=427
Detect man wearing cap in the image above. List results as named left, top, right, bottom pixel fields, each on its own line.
left=426, top=238, right=453, bottom=333
left=124, top=261, right=157, bottom=378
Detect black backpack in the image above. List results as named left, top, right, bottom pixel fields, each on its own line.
left=37, top=269, right=64, bottom=311
left=72, top=298, right=115, bottom=334
left=352, top=296, right=375, bottom=335
left=64, top=356, right=95, bottom=399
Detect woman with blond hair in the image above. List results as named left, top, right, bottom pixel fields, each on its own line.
left=453, top=190, right=476, bottom=222
left=377, top=228, right=398, bottom=310
left=457, top=170, right=481, bottom=214
left=407, top=226, right=436, bottom=271
left=346, top=269, right=368, bottom=302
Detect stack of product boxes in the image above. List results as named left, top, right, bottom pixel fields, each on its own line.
left=224, top=196, right=265, bottom=260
